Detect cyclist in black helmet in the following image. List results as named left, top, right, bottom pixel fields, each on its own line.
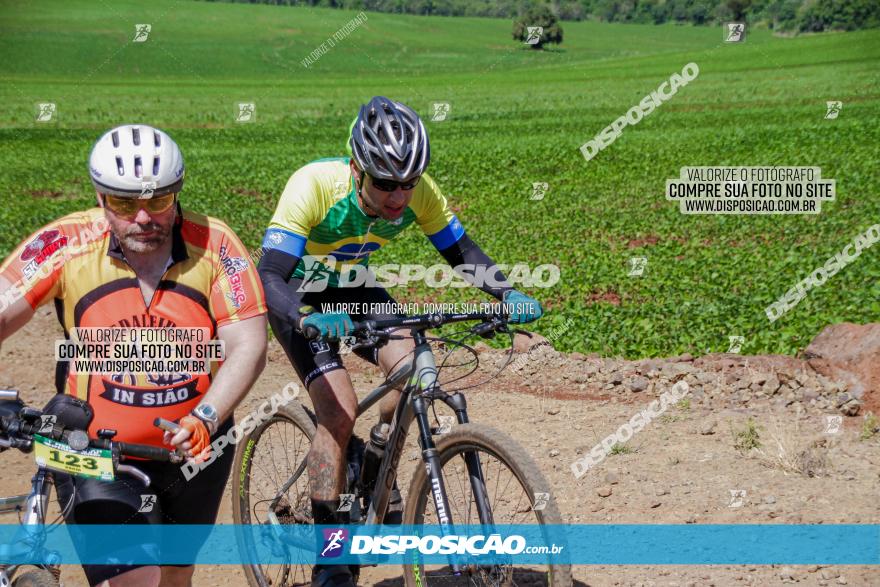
left=258, top=96, right=542, bottom=587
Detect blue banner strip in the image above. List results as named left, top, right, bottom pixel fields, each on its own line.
left=1, top=525, right=877, bottom=565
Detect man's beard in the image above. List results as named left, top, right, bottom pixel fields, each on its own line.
left=117, top=222, right=171, bottom=253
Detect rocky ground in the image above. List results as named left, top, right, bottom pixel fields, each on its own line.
left=1, top=308, right=878, bottom=586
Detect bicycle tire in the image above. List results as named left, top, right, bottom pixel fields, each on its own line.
left=233, top=402, right=316, bottom=587
left=402, top=423, right=572, bottom=587
left=11, top=569, right=58, bottom=587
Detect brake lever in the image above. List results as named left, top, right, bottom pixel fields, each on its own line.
left=116, top=464, right=151, bottom=487
left=348, top=329, right=401, bottom=351
left=348, top=339, right=373, bottom=351
left=473, top=321, right=499, bottom=339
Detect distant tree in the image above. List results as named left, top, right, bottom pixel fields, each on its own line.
left=202, top=0, right=880, bottom=31
left=689, top=0, right=714, bottom=25
left=512, top=4, right=564, bottom=49
left=726, top=0, right=753, bottom=20
left=798, top=0, right=880, bottom=32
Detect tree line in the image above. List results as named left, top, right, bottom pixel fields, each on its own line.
left=199, top=0, right=880, bottom=33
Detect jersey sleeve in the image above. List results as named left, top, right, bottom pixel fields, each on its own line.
left=0, top=218, right=79, bottom=310
left=262, top=169, right=322, bottom=259
left=209, top=224, right=268, bottom=329
left=413, top=173, right=465, bottom=250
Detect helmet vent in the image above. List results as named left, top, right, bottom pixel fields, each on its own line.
left=111, top=131, right=119, bottom=148
left=154, top=131, right=161, bottom=147
left=134, top=156, right=142, bottom=178
left=115, top=156, right=124, bottom=176
left=152, top=156, right=160, bottom=176
left=132, top=127, right=141, bottom=146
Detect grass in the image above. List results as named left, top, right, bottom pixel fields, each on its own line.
left=609, top=442, right=634, bottom=455
left=754, top=419, right=828, bottom=477
left=1, top=1, right=879, bottom=357
left=861, top=412, right=879, bottom=441
left=732, top=418, right=762, bottom=452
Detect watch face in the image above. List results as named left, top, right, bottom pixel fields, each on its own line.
left=196, top=404, right=218, bottom=422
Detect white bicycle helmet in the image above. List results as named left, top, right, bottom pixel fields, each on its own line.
left=88, top=124, right=185, bottom=197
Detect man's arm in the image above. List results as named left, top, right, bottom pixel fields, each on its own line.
left=258, top=247, right=307, bottom=328
left=0, top=276, right=35, bottom=354
left=435, top=233, right=543, bottom=324
left=436, top=233, right=514, bottom=300
left=200, top=313, right=267, bottom=424
left=167, top=313, right=267, bottom=457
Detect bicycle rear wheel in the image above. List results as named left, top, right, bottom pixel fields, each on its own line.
left=403, top=423, right=572, bottom=587
left=232, top=402, right=316, bottom=587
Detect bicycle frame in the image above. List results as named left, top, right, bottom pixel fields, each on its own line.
left=261, top=323, right=501, bottom=579
left=363, top=327, right=495, bottom=531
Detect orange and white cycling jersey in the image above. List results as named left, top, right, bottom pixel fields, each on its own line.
left=0, top=206, right=266, bottom=447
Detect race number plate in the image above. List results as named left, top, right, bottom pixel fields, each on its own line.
left=33, top=434, right=114, bottom=481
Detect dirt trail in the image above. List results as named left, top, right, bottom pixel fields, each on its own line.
left=1, top=308, right=877, bottom=586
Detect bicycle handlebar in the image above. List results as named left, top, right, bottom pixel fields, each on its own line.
left=0, top=399, right=181, bottom=463
left=303, top=311, right=509, bottom=341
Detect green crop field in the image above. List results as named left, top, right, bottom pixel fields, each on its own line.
left=1, top=0, right=878, bottom=358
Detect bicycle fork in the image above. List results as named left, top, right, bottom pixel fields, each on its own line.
left=365, top=335, right=497, bottom=573
left=0, top=468, right=61, bottom=585
left=409, top=336, right=496, bottom=574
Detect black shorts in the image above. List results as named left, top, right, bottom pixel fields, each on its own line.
left=54, top=419, right=234, bottom=586
left=268, top=279, right=406, bottom=388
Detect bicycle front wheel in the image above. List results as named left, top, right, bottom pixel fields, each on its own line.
left=402, top=423, right=571, bottom=587
left=232, top=402, right=316, bottom=587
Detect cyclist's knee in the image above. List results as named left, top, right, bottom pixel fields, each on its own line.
left=378, top=337, right=415, bottom=376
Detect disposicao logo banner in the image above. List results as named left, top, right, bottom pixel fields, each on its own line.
left=1, top=524, right=877, bottom=566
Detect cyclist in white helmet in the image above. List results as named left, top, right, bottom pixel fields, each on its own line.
left=0, top=124, right=268, bottom=587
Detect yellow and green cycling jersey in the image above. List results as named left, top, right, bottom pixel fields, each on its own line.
left=262, top=157, right=464, bottom=286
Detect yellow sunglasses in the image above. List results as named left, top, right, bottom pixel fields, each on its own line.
left=103, top=193, right=177, bottom=218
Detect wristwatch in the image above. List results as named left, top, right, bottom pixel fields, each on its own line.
left=192, top=403, right=219, bottom=435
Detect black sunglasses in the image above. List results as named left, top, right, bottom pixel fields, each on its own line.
left=368, top=175, right=420, bottom=192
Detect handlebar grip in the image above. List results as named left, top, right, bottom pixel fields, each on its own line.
left=303, top=325, right=320, bottom=340
left=154, top=417, right=181, bottom=434
left=116, top=441, right=173, bottom=462
left=0, top=390, right=20, bottom=401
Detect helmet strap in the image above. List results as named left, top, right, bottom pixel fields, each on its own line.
left=355, top=169, right=382, bottom=218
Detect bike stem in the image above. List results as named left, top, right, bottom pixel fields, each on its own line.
left=22, top=469, right=52, bottom=526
